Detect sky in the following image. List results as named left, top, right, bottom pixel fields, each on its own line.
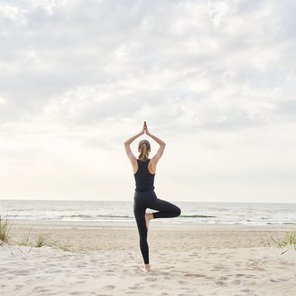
left=0, top=0, right=295, bottom=203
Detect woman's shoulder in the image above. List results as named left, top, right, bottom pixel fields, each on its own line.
left=147, top=158, right=156, bottom=174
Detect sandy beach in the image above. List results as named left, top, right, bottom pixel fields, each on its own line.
left=1, top=220, right=296, bottom=296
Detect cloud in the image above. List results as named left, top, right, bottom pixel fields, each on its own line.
left=0, top=0, right=296, bottom=201
left=0, top=96, right=6, bottom=104
left=0, top=1, right=294, bottom=127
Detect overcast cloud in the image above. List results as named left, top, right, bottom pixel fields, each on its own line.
left=0, top=0, right=295, bottom=202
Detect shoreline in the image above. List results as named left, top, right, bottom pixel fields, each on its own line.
left=7, top=218, right=296, bottom=227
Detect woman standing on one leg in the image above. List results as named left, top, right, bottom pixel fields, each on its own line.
left=124, top=121, right=181, bottom=272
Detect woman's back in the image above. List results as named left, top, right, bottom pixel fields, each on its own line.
left=134, top=158, right=155, bottom=192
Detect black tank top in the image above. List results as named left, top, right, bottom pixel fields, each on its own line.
left=134, top=158, right=155, bottom=192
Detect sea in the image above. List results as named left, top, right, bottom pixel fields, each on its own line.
left=0, top=200, right=295, bottom=225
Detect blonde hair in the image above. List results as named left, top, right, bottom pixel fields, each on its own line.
left=138, top=140, right=151, bottom=161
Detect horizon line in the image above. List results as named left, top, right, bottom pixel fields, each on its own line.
left=0, top=198, right=295, bottom=205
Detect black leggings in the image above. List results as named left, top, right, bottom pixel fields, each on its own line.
left=133, top=190, right=181, bottom=264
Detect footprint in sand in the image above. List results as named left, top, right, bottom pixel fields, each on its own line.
left=252, top=266, right=265, bottom=271
left=178, top=280, right=188, bottom=284
left=245, top=280, right=256, bottom=285
left=33, top=287, right=52, bottom=294
left=235, top=273, right=246, bottom=278
left=240, top=288, right=251, bottom=293
left=215, top=281, right=227, bottom=286
left=128, top=283, right=143, bottom=290
left=229, top=279, right=241, bottom=285
left=145, top=276, right=157, bottom=282
left=184, top=273, right=206, bottom=278
left=102, top=285, right=115, bottom=290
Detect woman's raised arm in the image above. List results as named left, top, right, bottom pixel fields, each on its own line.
left=145, top=123, right=166, bottom=164
left=124, top=122, right=145, bottom=162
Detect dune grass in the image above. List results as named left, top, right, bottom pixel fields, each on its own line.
left=262, top=231, right=296, bottom=254
left=19, top=229, right=72, bottom=250
left=51, top=239, right=73, bottom=252
left=11, top=223, right=50, bottom=248
left=0, top=214, right=73, bottom=251
left=20, top=230, right=73, bottom=250
left=19, top=226, right=33, bottom=247
left=34, top=234, right=49, bottom=248
left=0, top=215, right=13, bottom=244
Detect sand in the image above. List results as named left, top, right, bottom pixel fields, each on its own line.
left=1, top=220, right=296, bottom=296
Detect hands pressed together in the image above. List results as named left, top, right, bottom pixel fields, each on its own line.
left=140, top=121, right=150, bottom=136
left=124, top=121, right=165, bottom=148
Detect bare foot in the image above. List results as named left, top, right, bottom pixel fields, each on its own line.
left=145, top=213, right=153, bottom=231
left=144, top=264, right=151, bottom=272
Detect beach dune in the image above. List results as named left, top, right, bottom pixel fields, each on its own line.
left=1, top=221, right=296, bottom=296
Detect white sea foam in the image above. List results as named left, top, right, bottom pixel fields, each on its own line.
left=1, top=199, right=295, bottom=225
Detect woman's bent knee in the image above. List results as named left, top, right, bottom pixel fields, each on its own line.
left=175, top=206, right=181, bottom=217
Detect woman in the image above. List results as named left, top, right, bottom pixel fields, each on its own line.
left=124, top=121, right=181, bottom=272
